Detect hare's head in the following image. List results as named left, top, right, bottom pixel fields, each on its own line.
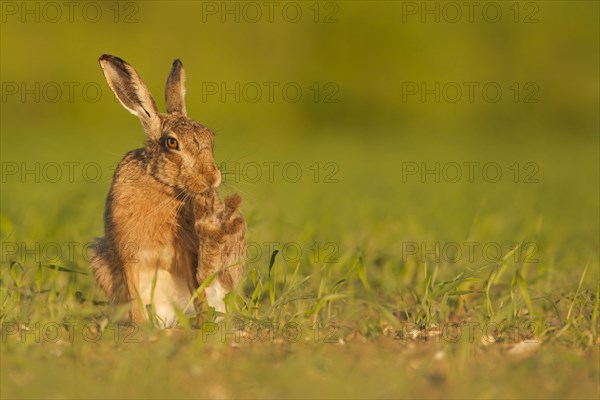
left=99, top=54, right=221, bottom=194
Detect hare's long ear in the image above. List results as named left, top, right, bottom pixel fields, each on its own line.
left=165, top=59, right=187, bottom=116
left=98, top=54, right=161, bottom=140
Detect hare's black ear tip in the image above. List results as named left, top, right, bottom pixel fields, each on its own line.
left=99, top=54, right=126, bottom=66
left=173, top=59, right=183, bottom=68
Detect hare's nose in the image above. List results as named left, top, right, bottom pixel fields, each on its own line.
left=208, top=170, right=221, bottom=188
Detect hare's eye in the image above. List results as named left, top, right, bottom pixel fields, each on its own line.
left=166, top=136, right=179, bottom=150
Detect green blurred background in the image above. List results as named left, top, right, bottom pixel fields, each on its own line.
left=1, top=0, right=598, bottom=282
left=1, top=2, right=599, bottom=398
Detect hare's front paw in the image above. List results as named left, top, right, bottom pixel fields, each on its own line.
left=222, top=194, right=244, bottom=234
left=195, top=193, right=245, bottom=242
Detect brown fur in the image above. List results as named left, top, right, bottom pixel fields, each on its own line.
left=91, top=55, right=246, bottom=325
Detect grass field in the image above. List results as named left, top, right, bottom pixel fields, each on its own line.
left=1, top=1, right=599, bottom=399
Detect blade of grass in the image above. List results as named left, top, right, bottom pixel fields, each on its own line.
left=181, top=270, right=219, bottom=315
left=566, top=263, right=589, bottom=321
left=268, top=250, right=279, bottom=306
left=516, top=267, right=534, bottom=317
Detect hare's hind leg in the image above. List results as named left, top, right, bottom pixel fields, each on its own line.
left=120, top=262, right=146, bottom=324
left=90, top=239, right=128, bottom=303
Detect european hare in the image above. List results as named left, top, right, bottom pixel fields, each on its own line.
left=91, top=55, right=246, bottom=327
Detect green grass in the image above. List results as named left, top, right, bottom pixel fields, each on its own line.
left=1, top=131, right=598, bottom=399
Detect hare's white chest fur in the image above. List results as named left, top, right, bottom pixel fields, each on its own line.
left=137, top=246, right=227, bottom=327
left=138, top=265, right=191, bottom=328
left=136, top=244, right=228, bottom=326
left=136, top=245, right=193, bottom=327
